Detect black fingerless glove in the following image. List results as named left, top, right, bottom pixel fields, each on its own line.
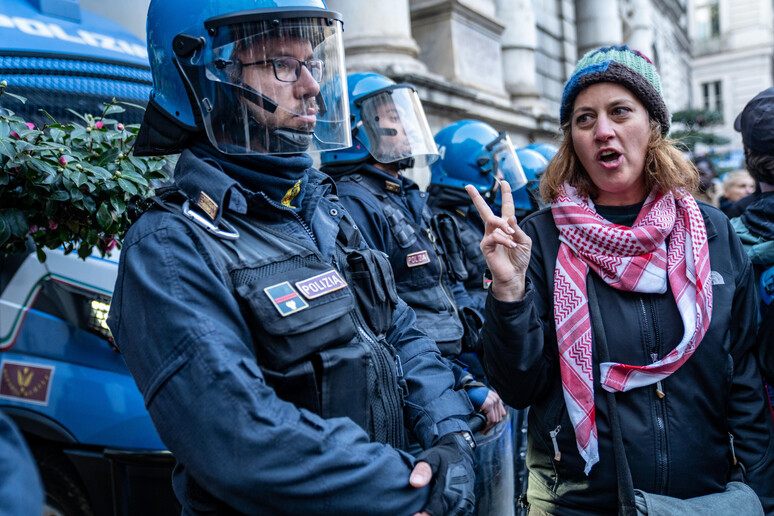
left=415, top=432, right=476, bottom=516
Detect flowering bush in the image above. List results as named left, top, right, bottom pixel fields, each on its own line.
left=0, top=81, right=169, bottom=261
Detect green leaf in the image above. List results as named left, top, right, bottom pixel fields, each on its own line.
left=97, top=148, right=120, bottom=166
left=77, top=242, right=92, bottom=259
left=49, top=190, right=70, bottom=201
left=0, top=169, right=8, bottom=186
left=103, top=104, right=126, bottom=116
left=70, top=170, right=87, bottom=187
left=35, top=247, right=47, bottom=263
left=38, top=109, right=57, bottom=124
left=96, top=203, right=113, bottom=227
left=49, top=127, right=65, bottom=143
left=0, top=216, right=10, bottom=246
left=121, top=170, right=149, bottom=187
left=29, top=157, right=56, bottom=175
left=110, top=197, right=127, bottom=215
left=117, top=177, right=138, bottom=195
left=83, top=164, right=112, bottom=180
left=128, top=155, right=148, bottom=172
left=2, top=91, right=27, bottom=104
left=0, top=140, right=16, bottom=159
left=81, top=196, right=97, bottom=213
left=117, top=101, right=148, bottom=112
left=0, top=120, right=10, bottom=139
left=68, top=188, right=83, bottom=201
left=1, top=209, right=28, bottom=237
left=66, top=109, right=89, bottom=123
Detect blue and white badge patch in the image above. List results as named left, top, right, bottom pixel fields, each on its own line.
left=407, top=250, right=431, bottom=268
left=296, top=270, right=347, bottom=300
left=264, top=282, right=309, bottom=316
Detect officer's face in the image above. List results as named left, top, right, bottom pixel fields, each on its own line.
left=374, top=101, right=412, bottom=159
left=239, top=37, right=320, bottom=132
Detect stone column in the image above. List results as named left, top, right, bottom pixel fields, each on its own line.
left=627, top=0, right=653, bottom=56
left=410, top=0, right=507, bottom=96
left=575, top=0, right=622, bottom=56
left=326, top=0, right=427, bottom=75
left=495, top=0, right=539, bottom=102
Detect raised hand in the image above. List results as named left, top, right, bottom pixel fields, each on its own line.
left=465, top=181, right=532, bottom=302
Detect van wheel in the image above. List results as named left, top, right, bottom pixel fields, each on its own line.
left=33, top=447, right=94, bottom=516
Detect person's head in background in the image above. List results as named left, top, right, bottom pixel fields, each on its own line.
left=540, top=45, right=697, bottom=206
left=722, top=169, right=756, bottom=202
left=735, top=86, right=774, bottom=191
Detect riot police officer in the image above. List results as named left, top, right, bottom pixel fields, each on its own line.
left=107, top=2, right=476, bottom=514
left=320, top=75, right=507, bottom=515
left=428, top=121, right=558, bottom=514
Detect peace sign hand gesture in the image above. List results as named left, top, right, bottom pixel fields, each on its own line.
left=465, top=181, right=532, bottom=302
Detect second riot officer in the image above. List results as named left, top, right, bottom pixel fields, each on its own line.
left=320, top=73, right=510, bottom=515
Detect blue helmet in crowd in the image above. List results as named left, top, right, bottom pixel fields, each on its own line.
left=525, top=142, right=559, bottom=162
left=513, top=147, right=549, bottom=212
left=320, top=72, right=439, bottom=169
left=136, top=0, right=351, bottom=156
left=430, top=119, right=527, bottom=208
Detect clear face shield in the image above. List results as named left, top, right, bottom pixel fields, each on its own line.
left=485, top=132, right=527, bottom=206
left=357, top=86, right=439, bottom=167
left=175, top=14, right=350, bottom=155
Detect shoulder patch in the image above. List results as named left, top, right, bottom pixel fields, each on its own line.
left=264, top=282, right=309, bottom=316
left=295, top=270, right=347, bottom=300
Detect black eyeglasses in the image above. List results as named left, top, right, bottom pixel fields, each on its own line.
left=242, top=57, right=323, bottom=83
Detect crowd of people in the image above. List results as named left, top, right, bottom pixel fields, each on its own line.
left=3, top=0, right=773, bottom=514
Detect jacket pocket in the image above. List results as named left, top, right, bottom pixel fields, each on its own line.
left=235, top=263, right=358, bottom=371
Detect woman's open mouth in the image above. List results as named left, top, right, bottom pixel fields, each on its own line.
left=597, top=149, right=623, bottom=168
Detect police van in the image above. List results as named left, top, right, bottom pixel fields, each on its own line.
left=0, top=0, right=177, bottom=514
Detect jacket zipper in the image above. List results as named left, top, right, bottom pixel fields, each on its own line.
left=258, top=192, right=318, bottom=246
left=642, top=296, right=668, bottom=493
left=332, top=243, right=404, bottom=447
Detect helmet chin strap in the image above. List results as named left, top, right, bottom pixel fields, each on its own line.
left=395, top=157, right=414, bottom=170
left=247, top=116, right=313, bottom=154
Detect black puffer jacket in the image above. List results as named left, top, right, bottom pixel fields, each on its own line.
left=481, top=203, right=774, bottom=515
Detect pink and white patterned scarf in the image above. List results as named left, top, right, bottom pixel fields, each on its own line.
left=550, top=184, right=713, bottom=474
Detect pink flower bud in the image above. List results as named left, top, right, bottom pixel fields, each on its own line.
left=59, top=156, right=67, bottom=166
left=28, top=225, right=39, bottom=234
left=117, top=123, right=124, bottom=131
left=95, top=121, right=104, bottom=129
left=25, top=122, right=35, bottom=130
left=10, top=131, right=18, bottom=139
left=48, top=220, right=58, bottom=230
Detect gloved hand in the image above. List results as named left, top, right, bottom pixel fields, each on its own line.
left=409, top=432, right=476, bottom=516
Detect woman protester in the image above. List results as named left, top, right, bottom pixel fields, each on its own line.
left=467, top=45, right=774, bottom=515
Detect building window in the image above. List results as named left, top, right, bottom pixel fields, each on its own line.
left=695, top=0, right=720, bottom=41
left=702, top=80, right=723, bottom=113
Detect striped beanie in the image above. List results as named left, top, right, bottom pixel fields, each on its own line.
left=560, top=45, right=670, bottom=133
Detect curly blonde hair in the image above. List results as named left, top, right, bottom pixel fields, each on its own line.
left=539, top=118, right=699, bottom=202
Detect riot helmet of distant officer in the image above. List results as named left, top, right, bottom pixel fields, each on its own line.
left=430, top=119, right=527, bottom=208
left=136, top=0, right=351, bottom=157
left=320, top=72, right=438, bottom=172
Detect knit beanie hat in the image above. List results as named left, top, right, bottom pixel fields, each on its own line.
left=560, top=45, right=670, bottom=133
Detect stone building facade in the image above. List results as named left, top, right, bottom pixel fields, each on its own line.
left=688, top=0, right=774, bottom=156
left=83, top=0, right=693, bottom=184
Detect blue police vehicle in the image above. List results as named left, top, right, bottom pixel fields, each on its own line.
left=0, top=1, right=177, bottom=514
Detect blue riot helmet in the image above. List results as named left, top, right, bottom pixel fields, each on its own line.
left=320, top=72, right=438, bottom=168
left=525, top=142, right=559, bottom=162
left=136, top=0, right=350, bottom=156
left=512, top=147, right=549, bottom=212
left=431, top=119, right=527, bottom=206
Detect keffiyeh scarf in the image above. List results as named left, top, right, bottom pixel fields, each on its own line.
left=551, top=184, right=713, bottom=474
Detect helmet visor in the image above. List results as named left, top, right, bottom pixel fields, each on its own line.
left=490, top=133, right=527, bottom=191
left=178, top=16, right=350, bottom=155
left=358, top=87, right=438, bottom=167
